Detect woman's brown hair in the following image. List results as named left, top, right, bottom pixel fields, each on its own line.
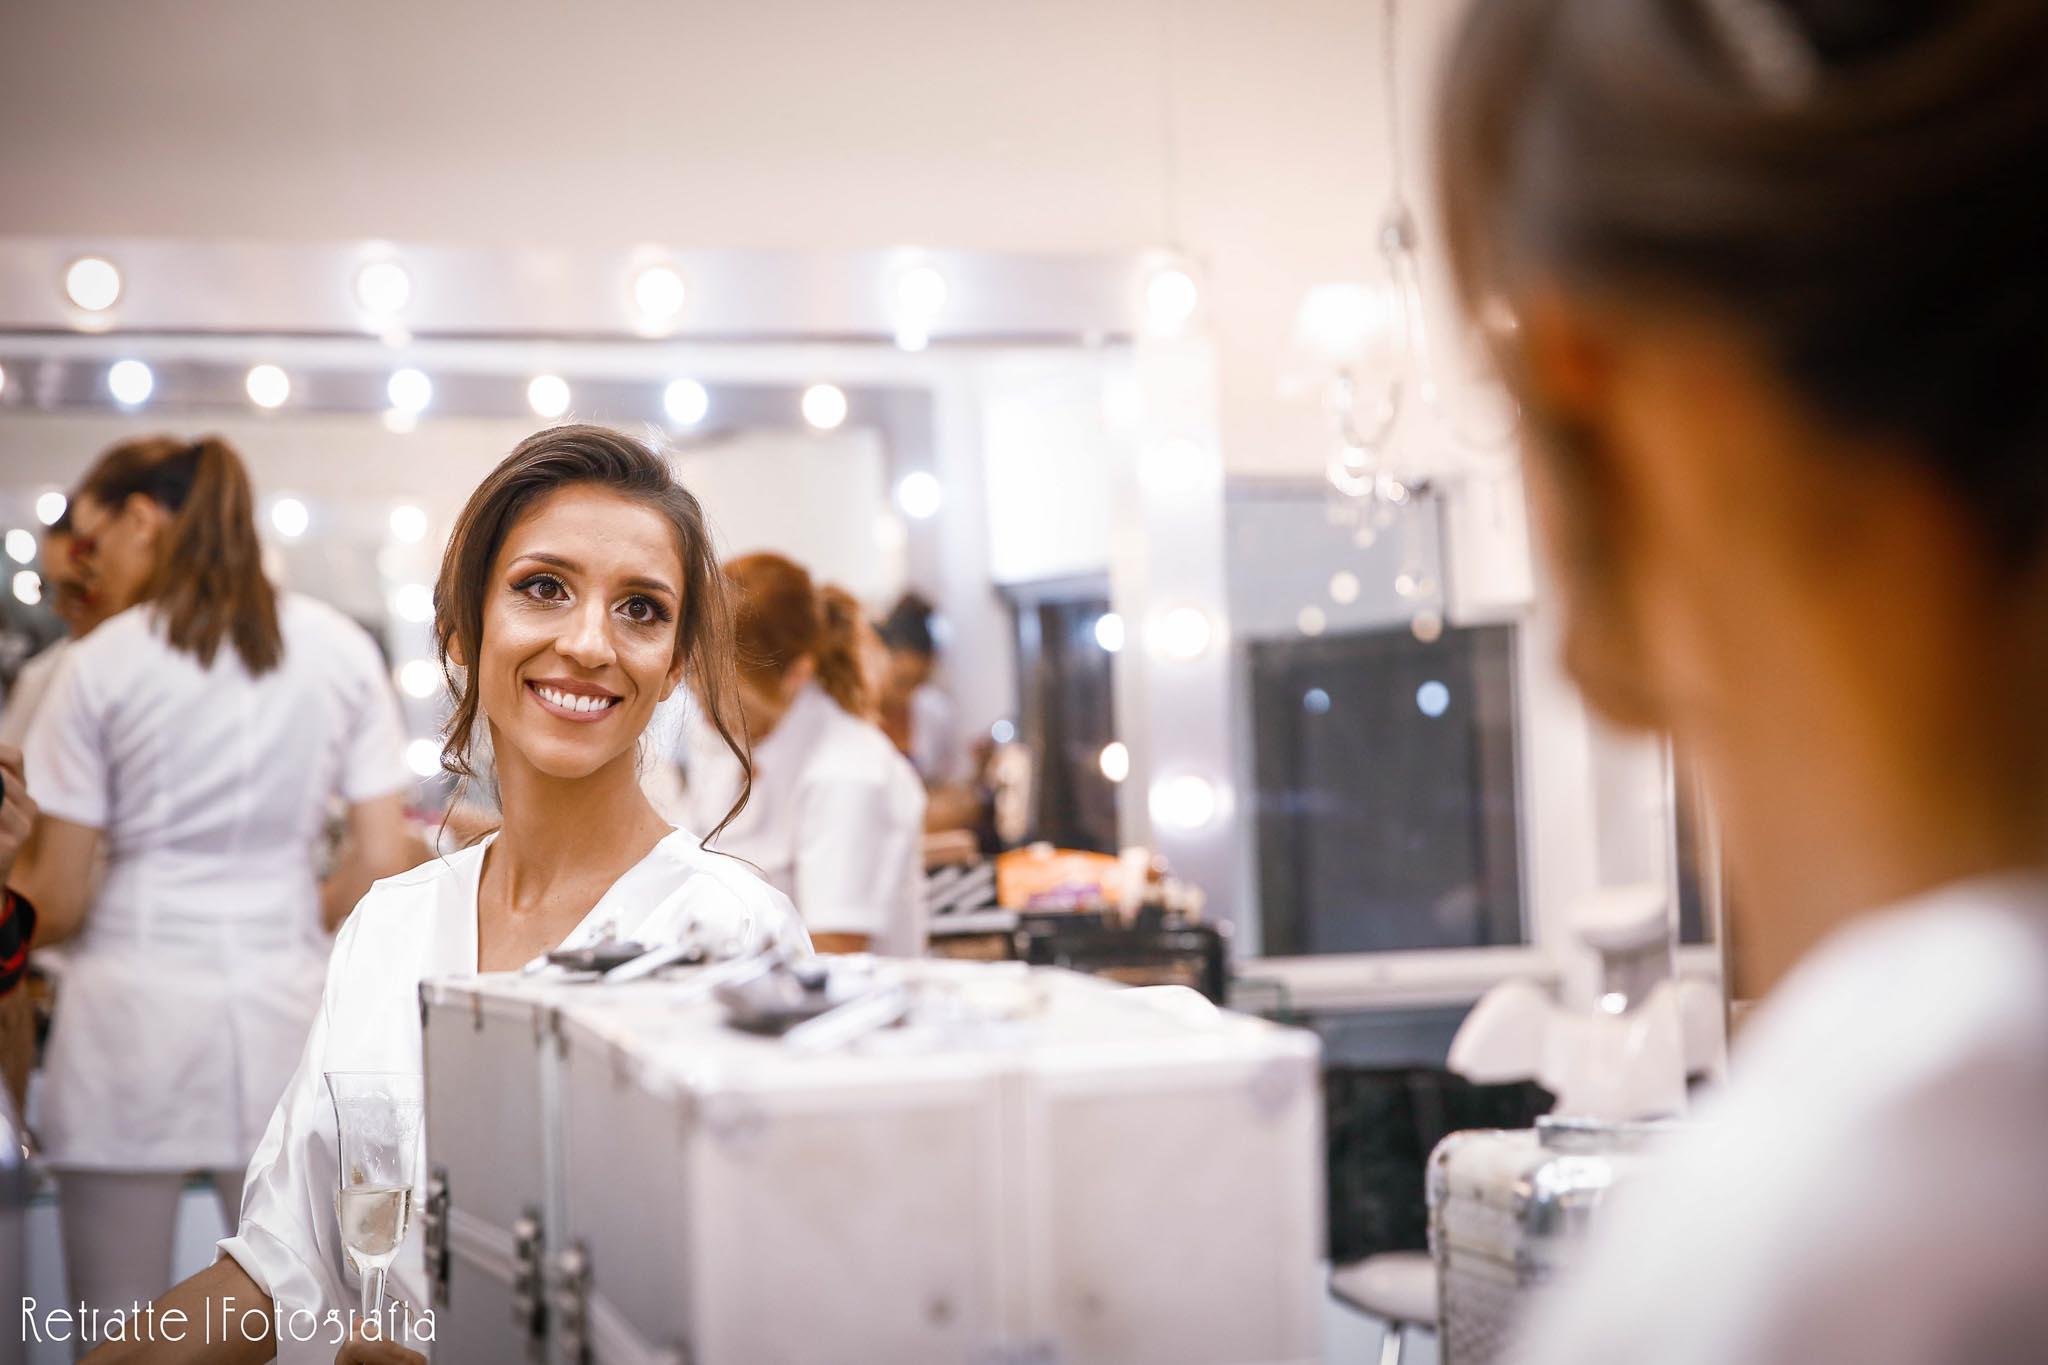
left=75, top=435, right=282, bottom=673
left=432, top=424, right=752, bottom=839
left=1437, top=0, right=2048, bottom=562
left=725, top=552, right=871, bottom=719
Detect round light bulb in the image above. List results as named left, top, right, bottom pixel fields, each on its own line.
left=1303, top=687, right=1332, bottom=715
left=1144, top=267, right=1200, bottom=334
left=1149, top=774, right=1219, bottom=831
left=632, top=265, right=687, bottom=322
left=245, top=364, right=291, bottom=409
left=527, top=374, right=571, bottom=419
left=801, top=384, right=848, bottom=430
left=1098, top=741, right=1131, bottom=784
left=65, top=256, right=122, bottom=312
left=895, top=471, right=943, bottom=520
left=893, top=265, right=949, bottom=320
left=387, top=368, right=432, bottom=415
left=663, top=378, right=709, bottom=427
left=388, top=504, right=428, bottom=544
left=1297, top=605, right=1327, bottom=637
left=1093, top=612, right=1126, bottom=654
left=11, top=570, right=42, bottom=606
left=1394, top=572, right=1419, bottom=598
left=398, top=659, right=441, bottom=700
left=35, top=492, right=67, bottom=527
left=394, top=583, right=435, bottom=623
left=1416, top=680, right=1451, bottom=717
left=1329, top=571, right=1361, bottom=605
left=5, top=530, right=35, bottom=565
left=107, top=359, right=153, bottom=406
left=1410, top=609, right=1445, bottom=643
left=405, top=738, right=442, bottom=779
left=1152, top=605, right=1213, bottom=661
left=990, top=719, right=1017, bottom=745
left=355, top=261, right=412, bottom=315
left=269, top=498, right=309, bottom=540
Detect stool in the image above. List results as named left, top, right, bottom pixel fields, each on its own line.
left=1330, top=1250, right=1436, bottom=1365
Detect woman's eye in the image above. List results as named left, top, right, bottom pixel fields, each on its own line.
left=516, top=574, right=567, bottom=602
left=622, top=596, right=659, bottom=623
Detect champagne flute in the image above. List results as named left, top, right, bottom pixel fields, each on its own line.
left=325, top=1071, right=424, bottom=1337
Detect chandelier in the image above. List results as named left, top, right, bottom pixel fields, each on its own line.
left=1287, top=0, right=1520, bottom=567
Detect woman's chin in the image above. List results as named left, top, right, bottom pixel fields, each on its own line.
left=506, top=732, right=632, bottom=783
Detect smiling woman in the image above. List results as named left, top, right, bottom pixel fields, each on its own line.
left=86, top=426, right=807, bottom=1365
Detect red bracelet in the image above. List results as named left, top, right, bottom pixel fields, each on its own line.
left=0, top=889, right=34, bottom=980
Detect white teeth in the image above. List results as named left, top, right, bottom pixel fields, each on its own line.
left=535, top=684, right=615, bottom=713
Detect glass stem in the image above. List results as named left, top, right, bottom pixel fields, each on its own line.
left=361, top=1264, right=386, bottom=1336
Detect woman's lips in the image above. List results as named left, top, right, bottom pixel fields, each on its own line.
left=526, top=680, right=623, bottom=723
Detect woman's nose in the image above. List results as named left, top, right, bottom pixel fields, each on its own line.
left=557, top=602, right=617, bottom=667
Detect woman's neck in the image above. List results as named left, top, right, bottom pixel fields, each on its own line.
left=1706, top=555, right=2048, bottom=996
left=484, top=725, right=670, bottom=911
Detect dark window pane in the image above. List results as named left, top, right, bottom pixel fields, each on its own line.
left=1006, top=582, right=1118, bottom=852
left=1250, top=623, right=1524, bottom=954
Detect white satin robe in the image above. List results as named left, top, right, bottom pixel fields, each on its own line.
left=218, top=828, right=804, bottom=1362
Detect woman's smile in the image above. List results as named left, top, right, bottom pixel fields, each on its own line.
left=526, top=676, right=624, bottom=722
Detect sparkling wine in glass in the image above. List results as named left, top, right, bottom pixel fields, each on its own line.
left=326, top=1071, right=424, bottom=1336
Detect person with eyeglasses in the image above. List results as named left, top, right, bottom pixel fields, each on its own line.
left=5, top=435, right=419, bottom=1330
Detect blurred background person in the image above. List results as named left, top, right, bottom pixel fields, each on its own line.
left=688, top=553, right=926, bottom=954
left=876, top=590, right=964, bottom=785
left=1435, top=1, right=2048, bottom=1361
left=4, top=435, right=418, bottom=1325
left=0, top=509, right=110, bottom=750
left=876, top=591, right=985, bottom=835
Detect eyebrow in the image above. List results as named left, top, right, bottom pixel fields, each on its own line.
left=513, top=551, right=679, bottom=599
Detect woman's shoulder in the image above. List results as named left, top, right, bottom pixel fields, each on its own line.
left=64, top=603, right=158, bottom=662
left=279, top=592, right=384, bottom=664
left=341, top=843, right=485, bottom=937
left=637, top=828, right=805, bottom=947
left=806, top=705, right=913, bottom=782
left=647, top=829, right=778, bottom=902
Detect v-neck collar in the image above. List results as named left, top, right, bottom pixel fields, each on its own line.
left=453, top=827, right=690, bottom=972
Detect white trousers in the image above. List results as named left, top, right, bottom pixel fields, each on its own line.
left=54, top=1167, right=245, bottom=1358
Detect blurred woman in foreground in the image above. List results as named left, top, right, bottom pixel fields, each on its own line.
left=1435, top=1, right=2048, bottom=1360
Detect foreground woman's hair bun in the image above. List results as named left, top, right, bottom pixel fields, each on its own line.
left=1439, top=0, right=2048, bottom=562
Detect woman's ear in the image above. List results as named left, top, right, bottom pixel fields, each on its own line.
left=123, top=491, right=170, bottom=540
left=659, top=655, right=687, bottom=704
left=1517, top=285, right=1611, bottom=423
left=783, top=654, right=818, bottom=702
left=446, top=630, right=467, bottom=670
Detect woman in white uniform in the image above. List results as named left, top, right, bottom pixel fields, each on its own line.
left=83, top=425, right=802, bottom=1364
left=6, top=435, right=416, bottom=1326
left=1434, top=2, right=2048, bottom=1361
left=688, top=553, right=926, bottom=955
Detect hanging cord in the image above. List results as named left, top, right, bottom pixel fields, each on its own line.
left=1158, top=0, right=1184, bottom=250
